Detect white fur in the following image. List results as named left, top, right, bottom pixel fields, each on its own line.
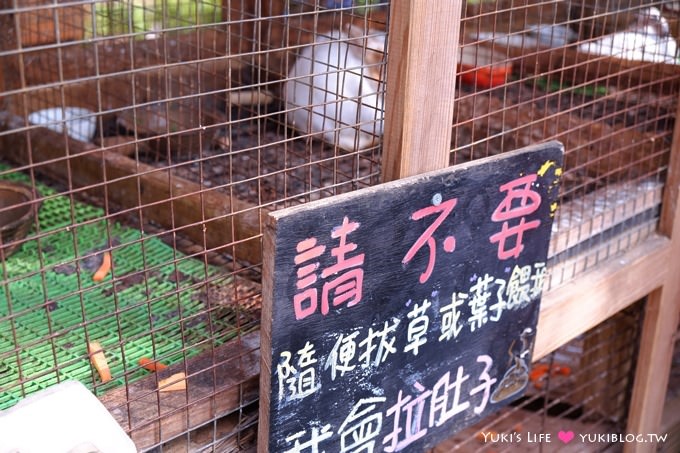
left=284, top=30, right=386, bottom=151
left=578, top=7, right=678, bottom=64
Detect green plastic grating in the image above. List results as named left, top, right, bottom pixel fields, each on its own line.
left=0, top=168, right=242, bottom=409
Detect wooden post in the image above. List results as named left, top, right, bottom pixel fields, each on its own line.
left=625, top=98, right=680, bottom=451
left=381, top=1, right=462, bottom=181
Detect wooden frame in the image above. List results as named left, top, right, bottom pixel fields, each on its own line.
left=1, top=1, right=679, bottom=451
left=381, top=0, right=461, bottom=181
left=624, top=99, right=680, bottom=452
left=380, top=2, right=680, bottom=451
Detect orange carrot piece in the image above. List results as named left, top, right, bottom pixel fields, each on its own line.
left=555, top=365, right=572, bottom=376
left=158, top=372, right=187, bottom=392
left=88, top=341, right=112, bottom=383
left=139, top=357, right=168, bottom=372
left=92, top=252, right=112, bottom=282
left=530, top=364, right=571, bottom=389
left=529, top=364, right=550, bottom=382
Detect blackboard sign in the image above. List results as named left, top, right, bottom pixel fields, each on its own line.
left=259, top=142, right=564, bottom=452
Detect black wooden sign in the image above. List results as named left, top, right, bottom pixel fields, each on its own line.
left=258, top=142, right=564, bottom=452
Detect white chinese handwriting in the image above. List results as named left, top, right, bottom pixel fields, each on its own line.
left=338, top=397, right=387, bottom=452
left=404, top=299, right=432, bottom=356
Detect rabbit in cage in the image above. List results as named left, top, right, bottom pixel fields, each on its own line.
left=284, top=26, right=387, bottom=152
left=577, top=7, right=678, bottom=64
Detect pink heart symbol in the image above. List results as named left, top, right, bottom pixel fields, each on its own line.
left=558, top=431, right=575, bottom=444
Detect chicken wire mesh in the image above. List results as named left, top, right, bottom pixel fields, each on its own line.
left=451, top=0, right=678, bottom=289
left=0, top=0, right=677, bottom=451
left=432, top=300, right=645, bottom=453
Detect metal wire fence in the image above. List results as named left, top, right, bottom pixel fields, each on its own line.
left=0, top=0, right=677, bottom=451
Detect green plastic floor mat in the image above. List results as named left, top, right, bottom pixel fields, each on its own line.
left=0, top=169, right=239, bottom=409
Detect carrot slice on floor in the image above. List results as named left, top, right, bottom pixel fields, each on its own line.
left=92, top=251, right=112, bottom=282
left=158, top=372, right=187, bottom=392
left=554, top=365, right=572, bottom=376
left=139, top=357, right=168, bottom=372
left=529, top=364, right=550, bottom=382
left=88, top=341, right=112, bottom=383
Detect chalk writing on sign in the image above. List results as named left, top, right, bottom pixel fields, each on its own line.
left=293, top=216, right=365, bottom=320
left=260, top=142, right=564, bottom=452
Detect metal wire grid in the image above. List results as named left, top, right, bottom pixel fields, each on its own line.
left=0, top=1, right=260, bottom=450
left=0, top=0, right=388, bottom=206
left=451, top=0, right=678, bottom=289
left=0, top=1, right=387, bottom=450
left=432, top=300, right=645, bottom=453
left=0, top=0, right=677, bottom=452
left=252, top=0, right=388, bottom=205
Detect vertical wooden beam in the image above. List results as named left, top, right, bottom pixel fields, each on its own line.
left=625, top=98, right=680, bottom=452
left=381, top=1, right=462, bottom=182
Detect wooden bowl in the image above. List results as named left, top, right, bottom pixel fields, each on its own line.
left=0, top=181, right=40, bottom=257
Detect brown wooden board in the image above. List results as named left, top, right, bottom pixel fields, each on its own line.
left=0, top=112, right=263, bottom=263
left=259, top=142, right=564, bottom=452
left=100, top=330, right=261, bottom=451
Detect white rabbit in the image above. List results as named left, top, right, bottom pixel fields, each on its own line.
left=578, top=7, right=678, bottom=64
left=284, top=27, right=387, bottom=151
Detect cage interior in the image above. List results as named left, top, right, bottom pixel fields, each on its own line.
left=0, top=0, right=678, bottom=451
left=433, top=301, right=645, bottom=452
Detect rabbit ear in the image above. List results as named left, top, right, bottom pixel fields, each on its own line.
left=344, top=25, right=386, bottom=66
left=364, top=33, right=386, bottom=67
left=344, top=22, right=366, bottom=40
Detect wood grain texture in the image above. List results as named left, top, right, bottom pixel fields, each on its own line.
left=257, top=215, right=277, bottom=453
left=0, top=111, right=264, bottom=263
left=381, top=0, right=462, bottom=181
left=625, top=98, right=680, bottom=453
left=535, top=233, right=670, bottom=361
left=100, top=331, right=260, bottom=450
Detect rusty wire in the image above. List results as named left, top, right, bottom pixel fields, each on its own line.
left=0, top=0, right=677, bottom=451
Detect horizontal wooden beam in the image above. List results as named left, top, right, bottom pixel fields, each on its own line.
left=534, top=233, right=670, bottom=360
left=0, top=111, right=264, bottom=263
left=470, top=40, right=680, bottom=94
left=100, top=331, right=260, bottom=451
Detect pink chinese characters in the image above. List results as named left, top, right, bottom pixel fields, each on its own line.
left=293, top=216, right=366, bottom=320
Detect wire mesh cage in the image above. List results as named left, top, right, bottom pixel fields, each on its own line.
left=451, top=0, right=678, bottom=289
left=0, top=0, right=678, bottom=451
left=432, top=300, right=645, bottom=452
left=0, top=0, right=388, bottom=450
